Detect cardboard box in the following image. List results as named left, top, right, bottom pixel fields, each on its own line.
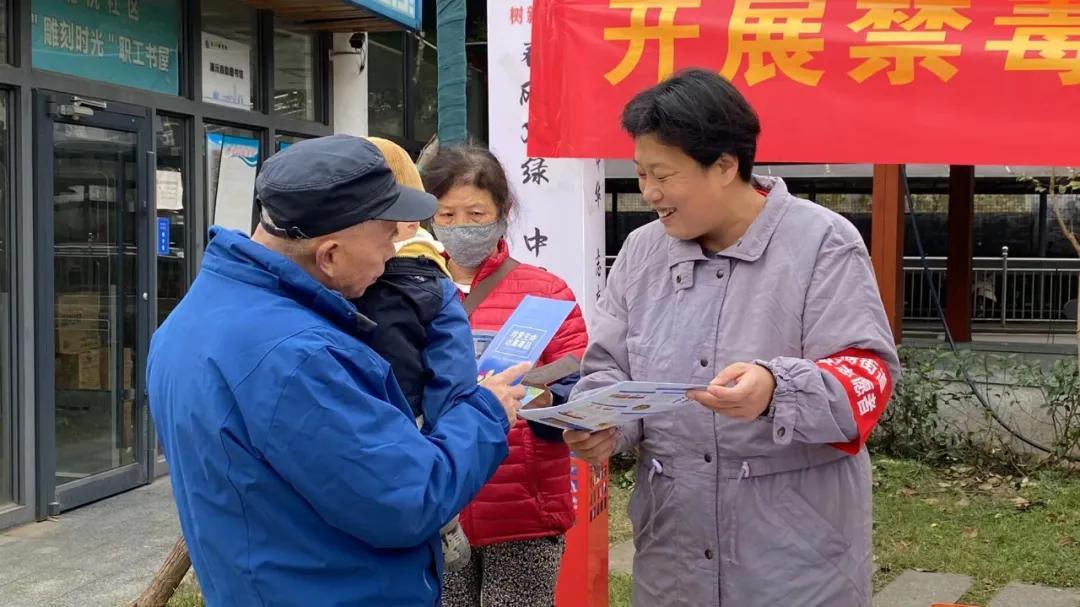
left=56, top=292, right=110, bottom=356
left=55, top=354, right=80, bottom=390
left=57, top=328, right=106, bottom=355
left=77, top=349, right=110, bottom=391
left=123, top=347, right=134, bottom=390
left=57, top=293, right=107, bottom=312
left=57, top=294, right=107, bottom=325
left=56, top=308, right=107, bottom=330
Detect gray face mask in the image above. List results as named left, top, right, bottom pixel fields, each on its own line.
left=433, top=220, right=507, bottom=269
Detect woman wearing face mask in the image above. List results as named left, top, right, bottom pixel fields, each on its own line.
left=423, top=146, right=587, bottom=607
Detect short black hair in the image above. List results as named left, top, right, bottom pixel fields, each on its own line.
left=621, top=68, right=761, bottom=182
left=421, top=145, right=516, bottom=220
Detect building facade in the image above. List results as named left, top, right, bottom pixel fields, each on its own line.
left=0, top=0, right=416, bottom=531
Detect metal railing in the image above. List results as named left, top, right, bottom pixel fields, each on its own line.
left=904, top=252, right=1079, bottom=326
left=604, top=254, right=1079, bottom=327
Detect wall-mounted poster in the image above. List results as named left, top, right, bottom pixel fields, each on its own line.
left=212, top=135, right=259, bottom=234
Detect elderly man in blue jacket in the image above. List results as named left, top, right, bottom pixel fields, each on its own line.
left=148, top=135, right=527, bottom=606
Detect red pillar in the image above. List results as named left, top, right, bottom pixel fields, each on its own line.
left=946, top=165, right=975, bottom=342
left=871, top=164, right=906, bottom=344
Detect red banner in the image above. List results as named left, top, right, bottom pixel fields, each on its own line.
left=527, top=0, right=1080, bottom=165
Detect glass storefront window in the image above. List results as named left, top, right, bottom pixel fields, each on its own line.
left=0, top=93, right=11, bottom=505
left=51, top=122, right=139, bottom=485
left=156, top=116, right=187, bottom=327
left=201, top=0, right=257, bottom=111
left=205, top=124, right=260, bottom=234
left=1, top=0, right=8, bottom=65
left=273, top=20, right=315, bottom=122
left=30, top=0, right=181, bottom=95
left=154, top=115, right=187, bottom=463
left=411, top=39, right=438, bottom=143
left=274, top=133, right=308, bottom=153
left=368, top=33, right=405, bottom=139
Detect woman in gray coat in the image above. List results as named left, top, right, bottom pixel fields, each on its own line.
left=566, top=69, right=900, bottom=606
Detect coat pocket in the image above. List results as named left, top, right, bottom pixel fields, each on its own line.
left=776, top=485, right=850, bottom=560
left=627, top=459, right=686, bottom=604
left=725, top=479, right=861, bottom=606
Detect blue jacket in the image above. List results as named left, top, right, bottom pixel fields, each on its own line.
left=148, top=228, right=510, bottom=607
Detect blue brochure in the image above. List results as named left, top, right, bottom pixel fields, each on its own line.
left=475, top=295, right=576, bottom=385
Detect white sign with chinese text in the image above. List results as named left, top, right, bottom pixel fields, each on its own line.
left=487, top=0, right=606, bottom=322
left=201, top=32, right=252, bottom=110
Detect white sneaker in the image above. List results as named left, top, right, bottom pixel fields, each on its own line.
left=440, top=516, right=471, bottom=573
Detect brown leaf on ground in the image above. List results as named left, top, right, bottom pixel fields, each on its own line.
left=954, top=497, right=971, bottom=508
left=964, top=527, right=979, bottom=539
left=1058, top=535, right=1076, bottom=547
left=897, top=487, right=917, bottom=497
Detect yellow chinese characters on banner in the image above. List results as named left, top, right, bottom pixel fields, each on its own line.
left=603, top=0, right=702, bottom=85
left=986, top=0, right=1080, bottom=85
left=720, top=0, right=826, bottom=86
left=599, top=0, right=1080, bottom=87
left=848, top=0, right=972, bottom=84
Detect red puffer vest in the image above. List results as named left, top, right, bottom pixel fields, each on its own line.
left=458, top=240, right=587, bottom=547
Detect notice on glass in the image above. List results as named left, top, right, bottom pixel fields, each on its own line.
left=518, top=382, right=705, bottom=432
left=213, top=135, right=259, bottom=234
left=155, top=170, right=184, bottom=212
left=202, top=32, right=252, bottom=110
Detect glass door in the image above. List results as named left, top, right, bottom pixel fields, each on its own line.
left=34, top=92, right=153, bottom=514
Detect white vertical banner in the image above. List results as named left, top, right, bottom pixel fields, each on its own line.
left=487, top=0, right=606, bottom=322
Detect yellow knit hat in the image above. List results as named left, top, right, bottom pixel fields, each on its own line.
left=368, top=137, right=425, bottom=191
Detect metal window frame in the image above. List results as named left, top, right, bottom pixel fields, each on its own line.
left=34, top=90, right=155, bottom=517
left=0, top=87, right=21, bottom=526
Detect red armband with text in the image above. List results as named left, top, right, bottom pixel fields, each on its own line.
left=816, top=349, right=894, bottom=455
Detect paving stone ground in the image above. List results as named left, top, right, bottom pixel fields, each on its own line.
left=610, top=541, right=1079, bottom=607
left=0, top=480, right=179, bottom=607
left=872, top=571, right=973, bottom=607
left=988, top=583, right=1080, bottom=607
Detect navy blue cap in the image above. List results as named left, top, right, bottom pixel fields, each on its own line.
left=255, top=134, right=437, bottom=239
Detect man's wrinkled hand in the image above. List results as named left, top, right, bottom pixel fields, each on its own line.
left=563, top=428, right=618, bottom=465
left=479, top=362, right=532, bottom=427
left=687, top=362, right=776, bottom=421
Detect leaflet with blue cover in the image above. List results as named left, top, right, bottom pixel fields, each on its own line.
left=474, top=296, right=575, bottom=404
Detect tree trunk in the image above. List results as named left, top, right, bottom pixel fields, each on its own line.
left=128, top=536, right=191, bottom=607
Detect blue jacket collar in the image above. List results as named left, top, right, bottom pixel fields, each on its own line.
left=202, top=227, right=375, bottom=335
